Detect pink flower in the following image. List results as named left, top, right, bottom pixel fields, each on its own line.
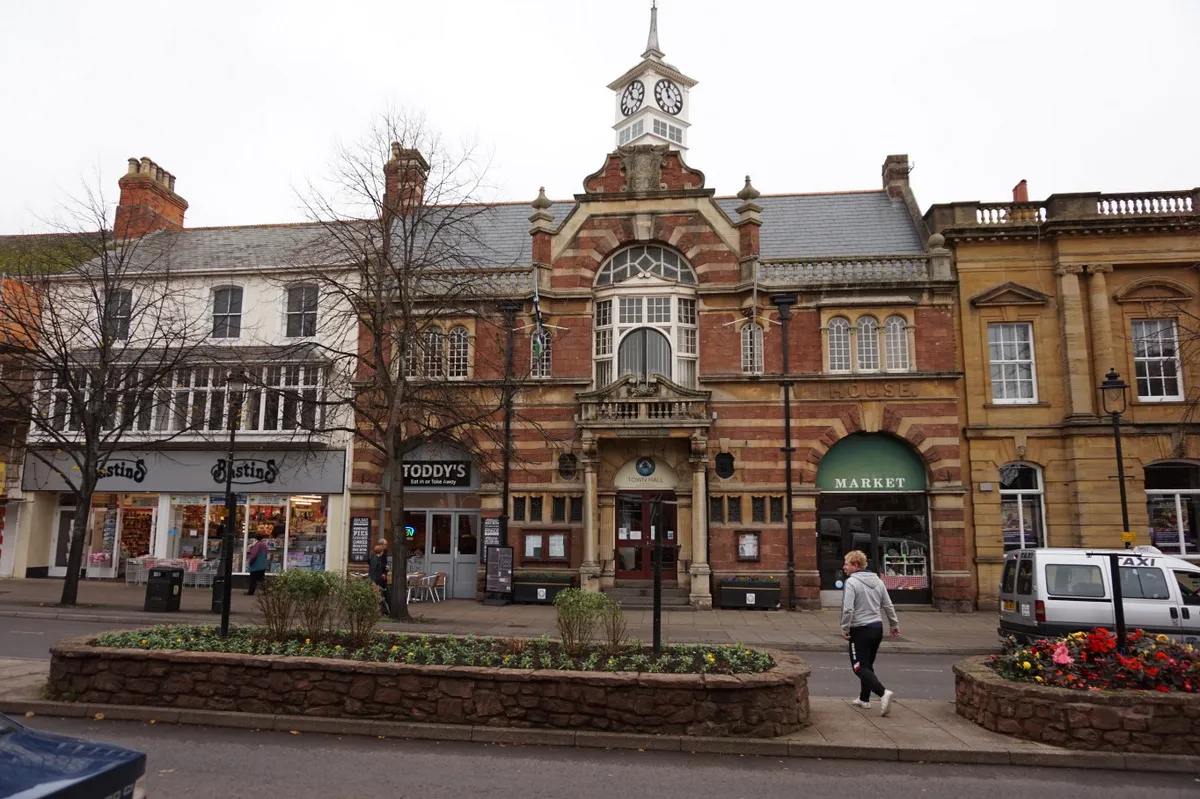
left=1053, top=643, right=1074, bottom=666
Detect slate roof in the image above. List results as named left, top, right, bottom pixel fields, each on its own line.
left=36, top=191, right=921, bottom=274
left=716, top=192, right=924, bottom=258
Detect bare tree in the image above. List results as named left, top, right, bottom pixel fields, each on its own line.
left=288, top=112, right=552, bottom=619
left=0, top=191, right=209, bottom=605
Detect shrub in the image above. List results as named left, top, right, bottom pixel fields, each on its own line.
left=599, top=597, right=627, bottom=654
left=284, top=570, right=339, bottom=642
left=255, top=576, right=297, bottom=640
left=553, top=588, right=610, bottom=655
left=990, top=628, right=1200, bottom=693
left=336, top=575, right=382, bottom=649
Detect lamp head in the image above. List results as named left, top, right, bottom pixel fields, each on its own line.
left=1099, top=367, right=1128, bottom=416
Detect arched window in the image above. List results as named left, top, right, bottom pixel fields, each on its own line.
left=884, top=315, right=909, bottom=372
left=595, top=245, right=696, bottom=286
left=447, top=326, right=469, bottom=379
left=741, top=323, right=763, bottom=375
left=857, top=316, right=880, bottom=371
left=999, top=463, right=1045, bottom=551
left=827, top=317, right=850, bottom=373
left=531, top=329, right=552, bottom=379
left=1145, top=462, right=1199, bottom=555
left=422, top=329, right=444, bottom=378
left=618, top=327, right=672, bottom=381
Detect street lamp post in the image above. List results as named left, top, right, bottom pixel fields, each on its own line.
left=498, top=301, right=520, bottom=551
left=219, top=370, right=246, bottom=638
left=1099, top=368, right=1131, bottom=548
left=771, top=294, right=798, bottom=611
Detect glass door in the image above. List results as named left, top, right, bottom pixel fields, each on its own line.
left=817, top=514, right=875, bottom=591
left=50, top=508, right=75, bottom=576
left=453, top=514, right=478, bottom=599
left=426, top=513, right=454, bottom=596
left=614, top=492, right=677, bottom=580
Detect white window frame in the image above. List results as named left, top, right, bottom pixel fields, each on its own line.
left=741, top=322, right=763, bottom=375
left=987, top=321, right=1038, bottom=404
left=884, top=315, right=910, bottom=372
left=856, top=316, right=880, bottom=372
left=827, top=317, right=851, bottom=373
left=1132, top=319, right=1184, bottom=402
left=104, top=289, right=132, bottom=341
left=531, top=329, right=552, bottom=379
left=212, top=286, right=244, bottom=339
left=284, top=284, right=318, bottom=339
left=447, top=326, right=470, bottom=379
left=999, top=462, right=1046, bottom=550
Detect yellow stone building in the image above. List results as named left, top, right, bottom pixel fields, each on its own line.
left=926, top=186, right=1200, bottom=608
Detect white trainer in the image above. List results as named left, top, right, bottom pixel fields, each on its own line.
left=880, top=689, right=894, bottom=717
left=850, top=699, right=870, bottom=709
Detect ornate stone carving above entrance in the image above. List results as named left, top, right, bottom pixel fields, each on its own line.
left=577, top=374, right=712, bottom=431
left=618, top=143, right=669, bottom=192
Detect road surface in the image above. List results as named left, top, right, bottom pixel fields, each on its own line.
left=16, top=717, right=1198, bottom=798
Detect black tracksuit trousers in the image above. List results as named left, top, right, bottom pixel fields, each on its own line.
left=848, top=625, right=887, bottom=702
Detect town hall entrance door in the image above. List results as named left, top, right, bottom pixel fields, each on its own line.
left=614, top=491, right=678, bottom=580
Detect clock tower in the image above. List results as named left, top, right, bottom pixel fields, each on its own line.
left=607, top=1, right=697, bottom=156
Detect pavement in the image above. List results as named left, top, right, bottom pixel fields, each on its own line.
left=0, top=577, right=1000, bottom=654
left=2, top=657, right=1197, bottom=775
left=19, top=717, right=1200, bottom=799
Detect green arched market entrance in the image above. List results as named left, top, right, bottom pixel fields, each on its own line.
left=815, top=434, right=931, bottom=606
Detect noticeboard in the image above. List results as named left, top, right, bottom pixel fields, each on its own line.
left=485, top=546, right=513, bottom=595
left=349, top=517, right=372, bottom=563
left=481, top=517, right=502, bottom=560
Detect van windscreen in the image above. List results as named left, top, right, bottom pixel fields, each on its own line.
left=1045, top=564, right=1105, bottom=598
left=1001, top=560, right=1017, bottom=593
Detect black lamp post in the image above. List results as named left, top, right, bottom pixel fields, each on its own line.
left=219, top=370, right=246, bottom=638
left=1099, top=367, right=1131, bottom=549
left=498, top=301, right=520, bottom=551
left=771, top=294, right=798, bottom=611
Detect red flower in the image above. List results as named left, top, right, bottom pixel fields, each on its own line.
left=1155, top=651, right=1170, bottom=661
left=1145, top=666, right=1159, bottom=677
left=1155, top=685, right=1171, bottom=693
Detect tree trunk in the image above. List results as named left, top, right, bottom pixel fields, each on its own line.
left=388, top=472, right=410, bottom=620
left=59, top=480, right=98, bottom=607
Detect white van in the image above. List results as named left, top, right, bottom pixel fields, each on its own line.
left=998, top=547, right=1200, bottom=645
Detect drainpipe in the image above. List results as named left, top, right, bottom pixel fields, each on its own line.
left=772, top=294, right=798, bottom=611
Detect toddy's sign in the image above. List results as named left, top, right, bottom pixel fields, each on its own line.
left=402, top=461, right=471, bottom=488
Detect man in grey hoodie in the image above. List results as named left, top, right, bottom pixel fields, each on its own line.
left=840, top=549, right=901, bottom=716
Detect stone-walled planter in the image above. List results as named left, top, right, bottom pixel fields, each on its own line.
left=49, top=635, right=809, bottom=738
left=955, top=657, right=1200, bottom=755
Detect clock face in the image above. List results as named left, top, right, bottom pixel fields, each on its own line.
left=620, top=80, right=645, bottom=116
left=654, top=79, right=682, bottom=115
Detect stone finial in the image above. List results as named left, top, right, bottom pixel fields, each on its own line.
left=927, top=233, right=946, bottom=250
left=643, top=0, right=664, bottom=59
left=532, top=186, right=552, bottom=211
left=737, top=176, right=760, bottom=203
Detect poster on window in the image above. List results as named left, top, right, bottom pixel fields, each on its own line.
left=549, top=535, right=566, bottom=559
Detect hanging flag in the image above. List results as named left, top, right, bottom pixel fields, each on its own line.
left=531, top=271, right=547, bottom=357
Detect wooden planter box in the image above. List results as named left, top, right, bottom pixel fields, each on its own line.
left=718, top=581, right=781, bottom=610
left=512, top=575, right=575, bottom=604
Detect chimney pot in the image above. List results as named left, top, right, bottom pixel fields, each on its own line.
left=126, top=158, right=140, bottom=176
left=140, top=156, right=153, bottom=175
left=1012, top=179, right=1029, bottom=203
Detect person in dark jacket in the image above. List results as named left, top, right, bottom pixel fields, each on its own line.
left=368, top=541, right=390, bottom=613
left=245, top=531, right=270, bottom=595
left=840, top=549, right=901, bottom=716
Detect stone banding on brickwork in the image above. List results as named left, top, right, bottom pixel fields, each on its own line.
left=48, top=635, right=809, bottom=738
left=954, top=657, right=1200, bottom=755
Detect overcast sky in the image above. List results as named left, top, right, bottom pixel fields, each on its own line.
left=2, top=0, right=1198, bottom=233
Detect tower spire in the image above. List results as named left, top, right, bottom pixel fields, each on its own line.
left=642, top=1, right=664, bottom=60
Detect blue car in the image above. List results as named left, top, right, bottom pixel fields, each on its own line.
left=0, top=713, right=146, bottom=798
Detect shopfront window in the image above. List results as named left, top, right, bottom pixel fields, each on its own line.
left=249, top=496, right=288, bottom=573
left=287, top=496, right=328, bottom=571
left=169, top=495, right=210, bottom=559
left=208, top=495, right=248, bottom=572
left=1000, top=463, right=1045, bottom=551
left=1146, top=463, right=1199, bottom=556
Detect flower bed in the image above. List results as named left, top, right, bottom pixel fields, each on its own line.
left=990, top=628, right=1199, bottom=693
left=955, top=629, right=1200, bottom=754
left=94, top=626, right=775, bottom=675
left=49, top=630, right=810, bottom=737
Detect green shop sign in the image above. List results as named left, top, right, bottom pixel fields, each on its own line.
left=816, top=434, right=927, bottom=492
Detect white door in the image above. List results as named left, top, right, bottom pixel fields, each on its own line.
left=426, top=513, right=454, bottom=597
left=452, top=514, right=478, bottom=599
left=49, top=508, right=75, bottom=578
left=1173, top=569, right=1200, bottom=646
left=1118, top=565, right=1182, bottom=639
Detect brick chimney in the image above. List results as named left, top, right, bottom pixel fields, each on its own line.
left=882, top=154, right=911, bottom=199
left=383, top=144, right=429, bottom=219
left=114, top=157, right=188, bottom=239
left=1012, top=179, right=1029, bottom=203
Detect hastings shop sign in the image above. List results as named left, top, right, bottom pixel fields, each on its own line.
left=402, top=461, right=471, bottom=488
left=23, top=449, right=345, bottom=495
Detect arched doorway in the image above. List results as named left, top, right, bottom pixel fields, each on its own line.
left=815, top=434, right=931, bottom=605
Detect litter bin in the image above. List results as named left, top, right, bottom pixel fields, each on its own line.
left=144, top=567, right=183, bottom=612
left=211, top=575, right=226, bottom=614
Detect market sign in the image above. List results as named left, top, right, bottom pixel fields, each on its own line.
left=402, top=460, right=470, bottom=488
left=815, top=434, right=927, bottom=492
